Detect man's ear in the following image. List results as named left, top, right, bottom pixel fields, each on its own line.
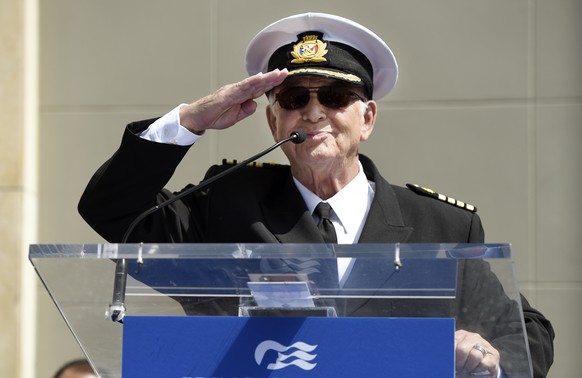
left=360, top=100, right=377, bottom=141
left=266, top=104, right=278, bottom=138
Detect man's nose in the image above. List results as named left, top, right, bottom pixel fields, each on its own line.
left=301, top=92, right=326, bottom=122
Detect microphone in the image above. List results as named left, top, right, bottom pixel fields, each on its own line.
left=106, top=130, right=306, bottom=322
left=106, top=257, right=127, bottom=322
left=290, top=129, right=306, bottom=144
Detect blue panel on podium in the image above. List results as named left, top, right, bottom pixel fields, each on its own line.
left=123, top=316, right=454, bottom=377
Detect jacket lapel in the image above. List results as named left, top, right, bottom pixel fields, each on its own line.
left=357, top=155, right=414, bottom=243
left=260, top=173, right=324, bottom=243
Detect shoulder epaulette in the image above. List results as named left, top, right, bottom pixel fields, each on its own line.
left=406, top=183, right=477, bottom=213
left=221, top=159, right=289, bottom=169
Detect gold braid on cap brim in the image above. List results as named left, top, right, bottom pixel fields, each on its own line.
left=287, top=68, right=362, bottom=83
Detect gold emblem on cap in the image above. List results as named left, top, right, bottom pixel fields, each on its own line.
left=291, top=35, right=328, bottom=64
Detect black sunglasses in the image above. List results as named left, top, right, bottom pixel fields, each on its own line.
left=274, top=86, right=367, bottom=110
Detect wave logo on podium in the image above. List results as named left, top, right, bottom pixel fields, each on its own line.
left=254, top=340, right=318, bottom=371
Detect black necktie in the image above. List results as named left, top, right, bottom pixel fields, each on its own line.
left=314, top=202, right=338, bottom=244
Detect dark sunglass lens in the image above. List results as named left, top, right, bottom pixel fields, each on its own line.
left=277, top=87, right=310, bottom=110
left=276, top=86, right=363, bottom=110
left=317, top=87, right=352, bottom=109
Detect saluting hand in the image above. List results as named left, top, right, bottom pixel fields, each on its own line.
left=179, top=69, right=288, bottom=135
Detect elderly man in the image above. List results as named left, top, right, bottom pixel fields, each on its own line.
left=79, top=13, right=554, bottom=377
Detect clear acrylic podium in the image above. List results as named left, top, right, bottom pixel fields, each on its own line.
left=29, top=243, right=533, bottom=377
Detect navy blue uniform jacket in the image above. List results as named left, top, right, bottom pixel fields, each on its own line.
left=79, top=120, right=554, bottom=377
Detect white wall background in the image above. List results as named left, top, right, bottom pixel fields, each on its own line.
left=30, top=0, right=581, bottom=376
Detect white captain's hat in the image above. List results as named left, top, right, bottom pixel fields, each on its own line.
left=245, top=12, right=398, bottom=100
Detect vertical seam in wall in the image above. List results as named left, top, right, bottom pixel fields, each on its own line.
left=526, top=0, right=538, bottom=302
left=22, top=0, right=39, bottom=377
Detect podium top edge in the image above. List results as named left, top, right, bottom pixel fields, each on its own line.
left=28, top=243, right=512, bottom=260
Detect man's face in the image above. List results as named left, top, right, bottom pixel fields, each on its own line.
left=266, top=76, right=377, bottom=169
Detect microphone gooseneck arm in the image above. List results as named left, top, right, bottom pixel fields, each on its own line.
left=107, top=130, right=306, bottom=322
left=121, top=130, right=305, bottom=243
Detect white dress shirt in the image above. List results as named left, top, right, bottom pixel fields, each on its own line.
left=140, top=104, right=200, bottom=145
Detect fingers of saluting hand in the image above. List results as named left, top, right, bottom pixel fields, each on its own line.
left=180, top=69, right=288, bottom=134
left=454, top=330, right=500, bottom=377
left=234, top=69, right=289, bottom=99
